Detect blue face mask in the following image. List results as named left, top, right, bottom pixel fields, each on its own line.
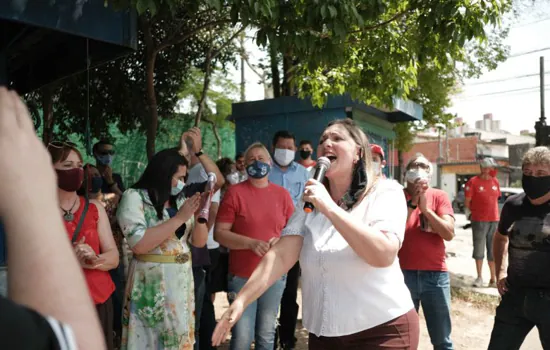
left=90, top=176, right=103, bottom=193
left=246, top=160, right=271, bottom=179
left=96, top=154, right=113, bottom=166
left=171, top=180, right=185, bottom=196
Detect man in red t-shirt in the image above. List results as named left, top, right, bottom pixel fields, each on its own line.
left=399, top=154, right=455, bottom=350
left=297, top=140, right=317, bottom=171
left=370, top=144, right=387, bottom=178
left=464, top=157, right=500, bottom=288
left=214, top=142, right=294, bottom=350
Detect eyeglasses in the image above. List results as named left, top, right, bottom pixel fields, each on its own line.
left=97, top=150, right=115, bottom=156
left=47, top=141, right=77, bottom=149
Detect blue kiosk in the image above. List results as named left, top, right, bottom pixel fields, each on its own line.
left=0, top=0, right=137, bottom=295
left=231, top=94, right=423, bottom=178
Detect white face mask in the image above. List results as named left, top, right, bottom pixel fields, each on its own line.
left=171, top=179, right=185, bottom=196
left=372, top=161, right=381, bottom=176
left=226, top=172, right=240, bottom=185
left=405, top=168, right=429, bottom=184
left=274, top=148, right=295, bottom=166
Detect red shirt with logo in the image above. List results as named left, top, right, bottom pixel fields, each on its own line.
left=399, top=188, right=454, bottom=272
left=216, top=181, right=294, bottom=278
left=464, top=176, right=501, bottom=222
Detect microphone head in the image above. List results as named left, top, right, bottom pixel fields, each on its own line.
left=317, top=156, right=331, bottom=169
left=207, top=172, right=217, bottom=182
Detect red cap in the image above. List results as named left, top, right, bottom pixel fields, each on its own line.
left=370, top=144, right=385, bottom=160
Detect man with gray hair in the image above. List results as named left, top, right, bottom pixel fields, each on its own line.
left=464, top=157, right=500, bottom=288
left=399, top=154, right=455, bottom=350
left=489, top=146, right=550, bottom=349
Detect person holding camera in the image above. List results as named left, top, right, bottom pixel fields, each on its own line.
left=399, top=154, right=455, bottom=350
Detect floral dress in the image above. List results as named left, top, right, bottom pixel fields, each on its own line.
left=117, top=189, right=195, bottom=350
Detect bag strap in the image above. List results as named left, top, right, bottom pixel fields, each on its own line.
left=71, top=199, right=89, bottom=243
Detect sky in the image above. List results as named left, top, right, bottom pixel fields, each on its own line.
left=224, top=2, right=550, bottom=136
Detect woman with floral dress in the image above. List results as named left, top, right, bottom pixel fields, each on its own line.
left=117, top=148, right=206, bottom=350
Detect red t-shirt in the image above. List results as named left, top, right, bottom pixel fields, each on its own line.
left=216, top=181, right=294, bottom=278
left=64, top=197, right=115, bottom=305
left=299, top=160, right=316, bottom=169
left=399, top=188, right=454, bottom=272
left=464, top=176, right=501, bottom=222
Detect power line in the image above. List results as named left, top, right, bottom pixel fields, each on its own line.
left=512, top=17, right=550, bottom=28
left=466, top=72, right=550, bottom=86
left=509, top=47, right=550, bottom=58
left=456, top=84, right=550, bottom=100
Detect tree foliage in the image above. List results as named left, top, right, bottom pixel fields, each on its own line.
left=46, top=0, right=513, bottom=156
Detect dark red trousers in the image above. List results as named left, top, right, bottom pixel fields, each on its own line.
left=308, top=308, right=419, bottom=349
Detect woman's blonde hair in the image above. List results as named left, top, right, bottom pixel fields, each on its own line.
left=324, top=119, right=375, bottom=208
left=244, top=142, right=272, bottom=163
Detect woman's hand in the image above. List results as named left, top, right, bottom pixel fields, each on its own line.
left=211, top=298, right=245, bottom=347
left=303, top=179, right=337, bottom=216
left=73, top=237, right=105, bottom=269
left=177, top=192, right=202, bottom=222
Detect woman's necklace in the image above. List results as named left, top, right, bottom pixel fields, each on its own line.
left=61, top=198, right=78, bottom=222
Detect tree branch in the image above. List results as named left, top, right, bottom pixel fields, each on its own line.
left=351, top=9, right=410, bottom=33
left=211, top=26, right=246, bottom=60
left=155, top=19, right=232, bottom=54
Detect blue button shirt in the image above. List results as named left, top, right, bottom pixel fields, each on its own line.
left=269, top=161, right=310, bottom=207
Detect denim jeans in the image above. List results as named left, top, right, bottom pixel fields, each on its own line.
left=109, top=262, right=125, bottom=347
left=227, top=274, right=286, bottom=350
left=275, top=262, right=300, bottom=348
left=193, top=267, right=206, bottom=350
left=403, top=270, right=453, bottom=350
left=488, top=287, right=550, bottom=350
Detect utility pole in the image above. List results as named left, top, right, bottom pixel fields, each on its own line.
left=536, top=56, right=548, bottom=146
left=239, top=33, right=246, bottom=102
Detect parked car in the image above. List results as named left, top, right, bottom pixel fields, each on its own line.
left=453, top=187, right=523, bottom=214
left=498, top=187, right=523, bottom=211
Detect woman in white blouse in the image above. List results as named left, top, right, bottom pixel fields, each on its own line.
left=212, top=119, right=419, bottom=349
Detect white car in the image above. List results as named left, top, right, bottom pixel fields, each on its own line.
left=499, top=187, right=523, bottom=211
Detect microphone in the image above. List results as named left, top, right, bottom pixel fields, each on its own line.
left=197, top=172, right=217, bottom=224
left=303, top=157, right=331, bottom=213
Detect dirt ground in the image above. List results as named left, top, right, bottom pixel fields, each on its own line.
left=213, top=288, right=542, bottom=350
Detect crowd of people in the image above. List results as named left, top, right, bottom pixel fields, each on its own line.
left=1, top=87, right=550, bottom=350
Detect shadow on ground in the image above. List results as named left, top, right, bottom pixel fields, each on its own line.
left=217, top=320, right=310, bottom=350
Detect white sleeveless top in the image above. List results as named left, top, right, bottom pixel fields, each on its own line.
left=282, top=179, right=413, bottom=337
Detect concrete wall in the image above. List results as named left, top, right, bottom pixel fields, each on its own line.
left=441, top=172, right=457, bottom=201
left=477, top=143, right=508, bottom=159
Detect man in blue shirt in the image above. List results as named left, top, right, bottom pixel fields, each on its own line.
left=268, top=130, right=309, bottom=350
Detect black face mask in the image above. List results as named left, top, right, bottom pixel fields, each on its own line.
left=522, top=174, right=550, bottom=200
left=299, top=150, right=311, bottom=160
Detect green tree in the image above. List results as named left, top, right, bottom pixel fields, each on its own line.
left=178, top=67, right=238, bottom=159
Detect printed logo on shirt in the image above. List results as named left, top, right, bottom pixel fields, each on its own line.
left=492, top=185, right=498, bottom=191
left=479, top=186, right=484, bottom=192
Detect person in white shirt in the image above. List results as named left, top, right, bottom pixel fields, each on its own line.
left=212, top=118, right=419, bottom=349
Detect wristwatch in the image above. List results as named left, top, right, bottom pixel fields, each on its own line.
left=195, top=149, right=204, bottom=157
left=407, top=200, right=418, bottom=209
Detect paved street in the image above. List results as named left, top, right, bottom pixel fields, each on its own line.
left=446, top=213, right=500, bottom=297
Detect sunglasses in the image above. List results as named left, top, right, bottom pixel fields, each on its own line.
left=47, top=141, right=78, bottom=149
left=97, top=150, right=115, bottom=156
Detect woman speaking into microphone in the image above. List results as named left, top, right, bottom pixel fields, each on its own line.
left=212, top=119, right=419, bottom=349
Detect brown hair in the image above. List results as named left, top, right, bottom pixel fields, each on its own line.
left=47, top=141, right=83, bottom=164
left=324, top=118, right=375, bottom=208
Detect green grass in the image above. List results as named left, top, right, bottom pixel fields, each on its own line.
left=451, top=286, right=499, bottom=309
